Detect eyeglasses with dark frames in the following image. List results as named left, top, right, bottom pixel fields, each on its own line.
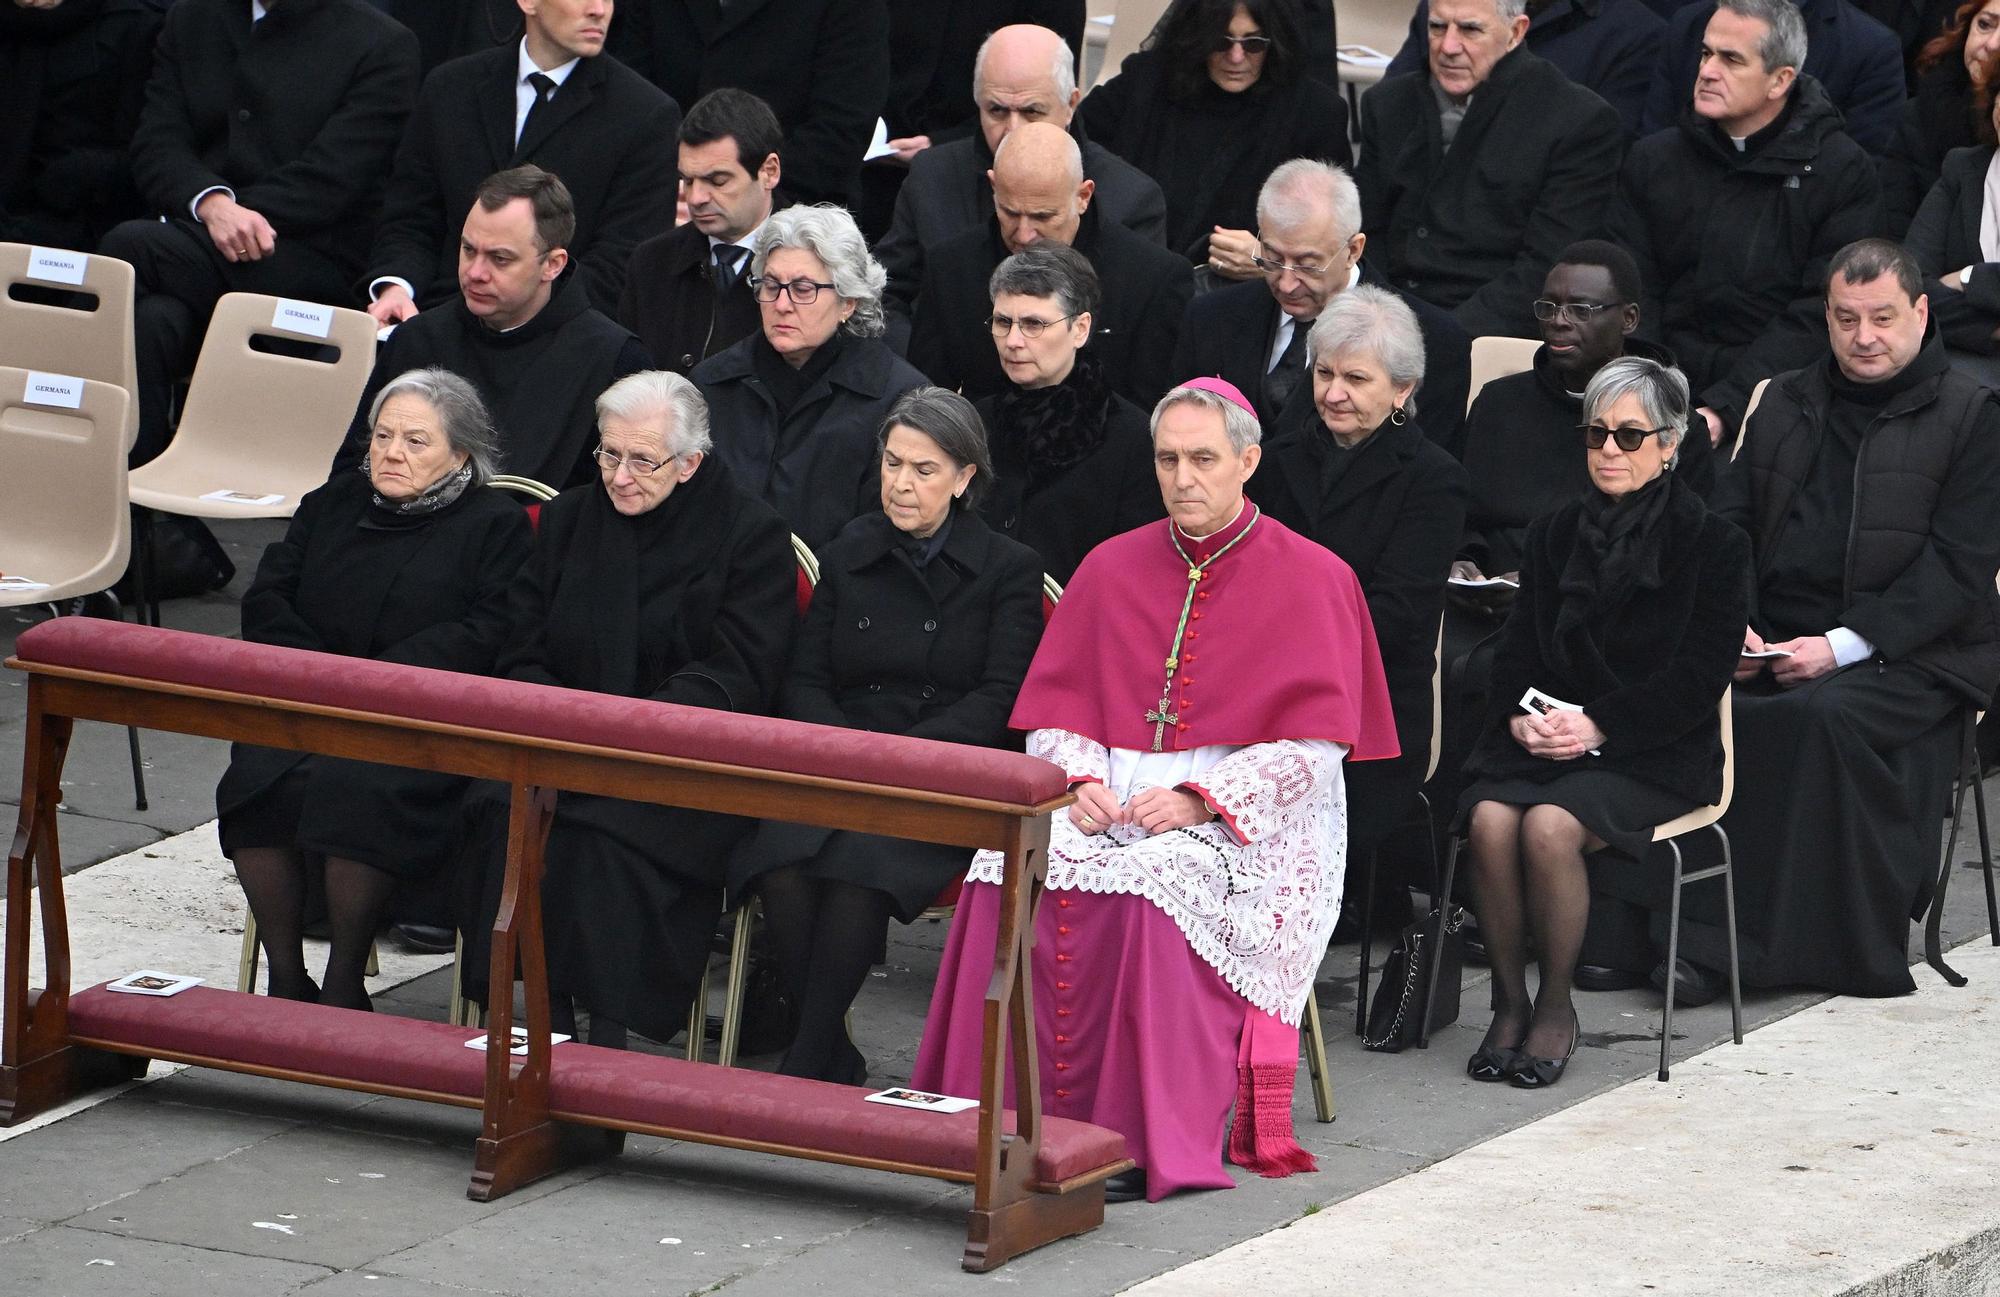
left=591, top=446, right=674, bottom=476
left=986, top=310, right=1079, bottom=339
left=750, top=275, right=839, bottom=305
left=1581, top=424, right=1663, bottom=452
left=1533, top=299, right=1627, bottom=325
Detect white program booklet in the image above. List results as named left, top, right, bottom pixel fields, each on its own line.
left=1448, top=575, right=1519, bottom=589
left=107, top=970, right=203, bottom=997
left=1518, top=687, right=1602, bottom=756
left=864, top=1087, right=979, bottom=1114
left=1740, top=648, right=1793, bottom=659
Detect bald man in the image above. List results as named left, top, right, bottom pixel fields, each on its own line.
left=908, top=121, right=1190, bottom=405
left=875, top=23, right=1166, bottom=321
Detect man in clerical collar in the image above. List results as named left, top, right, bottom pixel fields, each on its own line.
left=1692, top=238, right=2000, bottom=1005
left=913, top=377, right=1398, bottom=1205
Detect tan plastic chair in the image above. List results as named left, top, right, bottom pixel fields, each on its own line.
left=128, top=292, right=376, bottom=620
left=1421, top=688, right=1743, bottom=1081
left=0, top=365, right=148, bottom=807
left=1730, top=377, right=1771, bottom=462
left=1087, top=0, right=1174, bottom=91
left=0, top=243, right=139, bottom=450
left=1465, top=335, right=1542, bottom=414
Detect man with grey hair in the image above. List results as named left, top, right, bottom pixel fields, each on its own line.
left=1617, top=0, right=1879, bottom=446
left=1172, top=158, right=1471, bottom=449
left=912, top=375, right=1399, bottom=1203
left=1357, top=0, right=1625, bottom=339
left=874, top=23, right=1166, bottom=321
left=909, top=121, right=1190, bottom=406
left=1639, top=0, right=1903, bottom=152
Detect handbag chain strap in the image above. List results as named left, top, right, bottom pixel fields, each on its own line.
left=1360, top=905, right=1466, bottom=1051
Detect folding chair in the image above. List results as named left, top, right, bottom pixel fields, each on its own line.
left=0, top=366, right=146, bottom=808
left=1925, top=700, right=2000, bottom=986
left=1087, top=0, right=1174, bottom=91
left=0, top=243, right=139, bottom=450
left=127, top=292, right=377, bottom=625
left=1420, top=689, right=1744, bottom=1082
left=1465, top=336, right=1541, bottom=414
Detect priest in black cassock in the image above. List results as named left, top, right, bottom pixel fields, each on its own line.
left=330, top=166, right=650, bottom=490
left=1698, top=239, right=2000, bottom=1000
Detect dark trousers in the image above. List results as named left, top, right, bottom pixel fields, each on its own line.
left=99, top=217, right=349, bottom=463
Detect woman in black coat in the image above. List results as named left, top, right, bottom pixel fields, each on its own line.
left=1907, top=106, right=2000, bottom=383
left=970, top=244, right=1163, bottom=584
left=1077, top=0, right=1350, bottom=272
left=1253, top=285, right=1468, bottom=924
left=457, top=370, right=798, bottom=1049
left=729, top=387, right=1045, bottom=1083
left=218, top=368, right=530, bottom=1010
left=1882, top=1, right=2000, bottom=235
left=692, top=205, right=928, bottom=550
left=1459, top=358, right=1748, bottom=1088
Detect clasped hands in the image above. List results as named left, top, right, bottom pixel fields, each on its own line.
left=1509, top=708, right=1605, bottom=761
left=1067, top=780, right=1215, bottom=836
left=1735, top=627, right=1836, bottom=686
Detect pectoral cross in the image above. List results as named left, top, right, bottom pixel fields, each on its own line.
left=1145, top=693, right=1179, bottom=752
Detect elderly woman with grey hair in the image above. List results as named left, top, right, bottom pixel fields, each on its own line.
left=219, top=367, right=531, bottom=1011
left=1253, top=283, right=1468, bottom=934
left=1457, top=356, right=1749, bottom=1089
left=456, top=369, right=799, bottom=1049
left=692, top=204, right=929, bottom=548
left=729, top=387, right=1046, bottom=1083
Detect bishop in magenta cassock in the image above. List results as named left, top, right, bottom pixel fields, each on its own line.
left=913, top=378, right=1398, bottom=1203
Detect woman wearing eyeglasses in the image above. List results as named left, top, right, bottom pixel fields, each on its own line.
left=1076, top=0, right=1350, bottom=279
left=455, top=369, right=798, bottom=1049
left=692, top=204, right=929, bottom=549
left=1456, top=356, right=1747, bottom=1088
left=966, top=244, right=1163, bottom=584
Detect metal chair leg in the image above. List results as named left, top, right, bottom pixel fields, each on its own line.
left=1303, top=986, right=1334, bottom=1122
left=1925, top=715, right=1974, bottom=987
left=1660, top=840, right=1684, bottom=1082
left=449, top=931, right=468, bottom=1026
left=238, top=913, right=261, bottom=993
left=1353, top=848, right=1378, bottom=1036
left=686, top=950, right=712, bottom=1062
left=1717, top=826, right=1743, bottom=1046
left=1973, top=736, right=1997, bottom=946
left=718, top=901, right=755, bottom=1067
left=1416, top=835, right=1463, bottom=1049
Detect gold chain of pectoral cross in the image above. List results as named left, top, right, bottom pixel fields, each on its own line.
left=1147, top=508, right=1260, bottom=751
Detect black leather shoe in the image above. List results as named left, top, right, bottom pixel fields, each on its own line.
left=1466, top=1042, right=1519, bottom=1082
left=1573, top=963, right=1648, bottom=992
left=1507, top=1010, right=1579, bottom=1089
left=1103, top=1168, right=1148, bottom=1203
left=393, top=922, right=457, bottom=954
left=1649, top=957, right=1725, bottom=1008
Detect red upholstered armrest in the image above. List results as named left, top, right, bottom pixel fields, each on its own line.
left=66, top=985, right=487, bottom=1102
left=546, top=1044, right=1125, bottom=1185
left=12, top=620, right=1067, bottom=808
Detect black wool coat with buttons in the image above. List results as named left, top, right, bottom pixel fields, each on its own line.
left=728, top=508, right=1046, bottom=918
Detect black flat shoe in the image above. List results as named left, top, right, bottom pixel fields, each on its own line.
left=1103, top=1168, right=1148, bottom=1204
left=1466, top=1042, right=1520, bottom=1082
left=1650, top=957, right=1725, bottom=1008
left=1508, top=1011, right=1579, bottom=1089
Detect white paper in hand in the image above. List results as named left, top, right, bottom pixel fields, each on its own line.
left=864, top=117, right=896, bottom=161
left=1740, top=648, right=1792, bottom=659
left=1448, top=575, right=1519, bottom=589
left=1518, top=687, right=1601, bottom=756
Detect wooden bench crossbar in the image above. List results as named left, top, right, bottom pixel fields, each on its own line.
left=1, top=621, right=1122, bottom=1272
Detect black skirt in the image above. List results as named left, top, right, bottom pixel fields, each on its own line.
left=217, top=753, right=472, bottom=880
left=1458, top=767, right=1694, bottom=862
left=728, top=822, right=973, bottom=923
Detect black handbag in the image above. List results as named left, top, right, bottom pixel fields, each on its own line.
left=1361, top=902, right=1466, bottom=1052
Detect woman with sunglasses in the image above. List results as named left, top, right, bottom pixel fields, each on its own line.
left=693, top=204, right=928, bottom=548
left=1456, top=356, right=1748, bottom=1088
left=1076, top=0, right=1349, bottom=279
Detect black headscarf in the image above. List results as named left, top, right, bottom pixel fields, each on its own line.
left=1551, top=467, right=1675, bottom=673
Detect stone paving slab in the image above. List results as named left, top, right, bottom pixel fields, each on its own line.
left=1, top=1224, right=333, bottom=1297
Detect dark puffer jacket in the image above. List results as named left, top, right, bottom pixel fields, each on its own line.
left=1714, top=330, right=2000, bottom=705
left=1617, top=77, right=1881, bottom=431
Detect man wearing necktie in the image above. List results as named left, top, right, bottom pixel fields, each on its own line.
left=99, top=0, right=420, bottom=464
left=365, top=0, right=679, bottom=323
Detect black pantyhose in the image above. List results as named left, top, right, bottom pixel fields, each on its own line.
left=757, top=865, right=890, bottom=1084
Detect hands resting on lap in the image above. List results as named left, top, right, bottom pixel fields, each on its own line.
left=1509, top=708, right=1605, bottom=761
left=1068, top=781, right=1217, bottom=836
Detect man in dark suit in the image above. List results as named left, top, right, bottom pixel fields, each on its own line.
left=876, top=23, right=1167, bottom=320
left=334, top=166, right=650, bottom=490
left=1171, top=159, right=1472, bottom=455
left=617, top=89, right=781, bottom=376
left=99, top=0, right=419, bottom=464
left=1357, top=0, right=1624, bottom=338
left=605, top=0, right=889, bottom=210
left=364, top=0, right=679, bottom=324
left=909, top=122, right=1190, bottom=408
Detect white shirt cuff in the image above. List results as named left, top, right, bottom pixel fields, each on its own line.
left=190, top=185, right=234, bottom=220
left=369, top=276, right=416, bottom=303
left=1826, top=627, right=1875, bottom=668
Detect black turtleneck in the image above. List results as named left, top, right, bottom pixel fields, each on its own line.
left=751, top=328, right=849, bottom=419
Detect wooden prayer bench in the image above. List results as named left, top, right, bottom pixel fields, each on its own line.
left=2, top=619, right=1124, bottom=1271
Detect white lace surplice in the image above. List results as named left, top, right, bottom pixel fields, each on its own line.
left=965, top=727, right=1348, bottom=1025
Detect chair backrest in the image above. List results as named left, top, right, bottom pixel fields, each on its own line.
left=1650, top=687, right=1734, bottom=841
left=0, top=243, right=138, bottom=450
left=792, top=532, right=819, bottom=617
left=1041, top=572, right=1064, bottom=624
left=0, top=366, right=132, bottom=604
left=487, top=474, right=559, bottom=502
left=1730, top=378, right=1770, bottom=463
left=1089, top=0, right=1173, bottom=90
left=127, top=293, right=377, bottom=517
left=1465, top=336, right=1540, bottom=414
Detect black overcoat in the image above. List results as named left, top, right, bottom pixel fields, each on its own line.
left=366, top=45, right=680, bottom=312
left=692, top=334, right=929, bottom=549
left=214, top=472, right=531, bottom=874
left=729, top=510, right=1045, bottom=918
left=616, top=220, right=764, bottom=376
left=1907, top=145, right=2000, bottom=356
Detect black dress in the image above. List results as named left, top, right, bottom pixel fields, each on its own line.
left=970, top=352, right=1165, bottom=585
left=455, top=459, right=798, bottom=1042
left=1459, top=473, right=1750, bottom=860
left=215, top=471, right=532, bottom=875
left=728, top=510, right=1045, bottom=920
